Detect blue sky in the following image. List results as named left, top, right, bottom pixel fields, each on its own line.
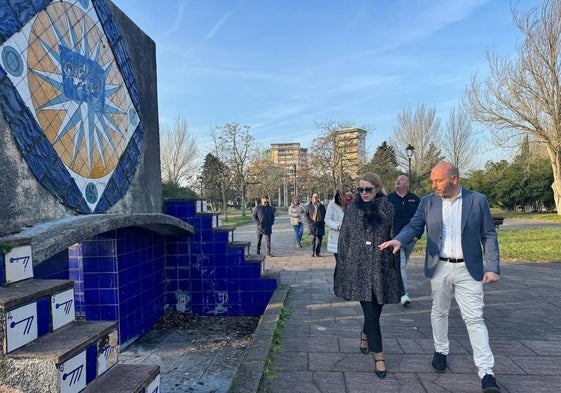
left=112, top=0, right=541, bottom=164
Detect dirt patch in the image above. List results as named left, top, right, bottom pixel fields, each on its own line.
left=153, top=308, right=260, bottom=351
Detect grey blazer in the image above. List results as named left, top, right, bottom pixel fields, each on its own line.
left=394, top=188, right=500, bottom=281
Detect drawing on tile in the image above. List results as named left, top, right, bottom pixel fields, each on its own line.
left=0, top=0, right=142, bottom=213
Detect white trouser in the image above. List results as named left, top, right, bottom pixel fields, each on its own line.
left=430, top=260, right=495, bottom=379
left=400, top=241, right=415, bottom=294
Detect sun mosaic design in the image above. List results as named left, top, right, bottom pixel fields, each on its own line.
left=0, top=0, right=143, bottom=213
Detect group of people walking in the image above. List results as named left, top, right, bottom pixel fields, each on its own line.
left=253, top=161, right=502, bottom=393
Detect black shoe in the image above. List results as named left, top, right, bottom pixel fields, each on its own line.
left=432, top=351, right=447, bottom=372
left=311, top=253, right=315, bottom=257
left=481, top=374, right=500, bottom=393
left=316, top=253, right=321, bottom=257
left=359, top=333, right=369, bottom=354
left=267, top=253, right=273, bottom=257
left=374, top=357, right=386, bottom=379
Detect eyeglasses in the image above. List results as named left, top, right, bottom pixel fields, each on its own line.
left=357, top=186, right=376, bottom=194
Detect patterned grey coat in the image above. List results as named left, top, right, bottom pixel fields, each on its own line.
left=333, top=195, right=403, bottom=304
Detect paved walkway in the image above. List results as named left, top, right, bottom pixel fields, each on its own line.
left=236, top=215, right=561, bottom=393
left=123, top=214, right=561, bottom=393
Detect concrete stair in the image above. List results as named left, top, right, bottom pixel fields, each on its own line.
left=0, top=242, right=159, bottom=393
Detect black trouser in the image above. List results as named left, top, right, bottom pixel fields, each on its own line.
left=311, top=234, right=323, bottom=255
left=256, top=234, right=271, bottom=254
left=360, top=299, right=384, bottom=353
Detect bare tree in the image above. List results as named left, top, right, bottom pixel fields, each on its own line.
left=245, top=155, right=284, bottom=206
left=309, top=120, right=366, bottom=193
left=160, top=117, right=198, bottom=186
left=442, top=106, right=480, bottom=172
left=464, top=0, right=561, bottom=214
left=392, top=104, right=443, bottom=188
left=210, top=123, right=256, bottom=216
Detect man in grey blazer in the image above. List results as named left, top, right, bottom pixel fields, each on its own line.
left=380, top=162, right=501, bottom=393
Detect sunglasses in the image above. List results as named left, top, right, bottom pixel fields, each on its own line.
left=357, top=186, right=376, bottom=194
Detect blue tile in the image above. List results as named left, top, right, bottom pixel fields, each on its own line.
left=85, top=305, right=100, bottom=320
left=83, top=273, right=98, bottom=288
left=37, top=296, right=50, bottom=336
left=99, top=305, right=117, bottom=321
left=0, top=255, right=4, bottom=285
left=99, top=289, right=117, bottom=304
left=98, top=273, right=117, bottom=288
left=86, top=344, right=97, bottom=384
left=33, top=250, right=69, bottom=280
left=84, top=289, right=100, bottom=305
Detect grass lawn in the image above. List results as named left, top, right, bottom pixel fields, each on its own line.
left=220, top=209, right=561, bottom=262
left=414, top=226, right=561, bottom=263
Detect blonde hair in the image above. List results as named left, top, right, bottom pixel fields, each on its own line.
left=359, top=172, right=386, bottom=195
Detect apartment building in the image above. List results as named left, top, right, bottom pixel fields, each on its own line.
left=334, top=127, right=367, bottom=179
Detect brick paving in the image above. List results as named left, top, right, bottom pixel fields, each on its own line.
left=238, top=215, right=561, bottom=393
left=124, top=214, right=561, bottom=393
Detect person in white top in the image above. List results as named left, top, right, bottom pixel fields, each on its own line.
left=325, top=184, right=353, bottom=257
left=288, top=197, right=306, bottom=247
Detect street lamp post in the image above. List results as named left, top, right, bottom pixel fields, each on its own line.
left=405, top=144, right=414, bottom=192
left=291, top=163, right=297, bottom=198
left=197, top=175, right=204, bottom=197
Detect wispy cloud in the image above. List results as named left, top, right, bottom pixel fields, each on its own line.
left=164, top=0, right=189, bottom=35
left=204, top=11, right=235, bottom=41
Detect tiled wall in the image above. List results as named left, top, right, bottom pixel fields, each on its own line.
left=165, top=200, right=277, bottom=316
left=66, top=229, right=166, bottom=346
left=35, top=200, right=278, bottom=346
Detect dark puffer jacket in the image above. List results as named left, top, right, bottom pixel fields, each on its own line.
left=333, top=194, right=403, bottom=304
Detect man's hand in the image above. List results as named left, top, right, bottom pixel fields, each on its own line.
left=378, top=240, right=402, bottom=254
left=482, top=272, right=500, bottom=284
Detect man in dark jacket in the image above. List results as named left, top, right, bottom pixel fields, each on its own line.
left=305, top=192, right=326, bottom=257
left=252, top=196, right=275, bottom=256
left=387, top=175, right=420, bottom=306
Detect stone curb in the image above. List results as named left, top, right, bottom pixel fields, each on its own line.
left=228, top=284, right=289, bottom=393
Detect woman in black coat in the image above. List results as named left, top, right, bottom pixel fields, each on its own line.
left=334, top=172, right=403, bottom=379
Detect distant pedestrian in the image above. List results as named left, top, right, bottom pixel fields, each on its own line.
left=288, top=197, right=305, bottom=248
left=252, top=196, right=275, bottom=257
left=334, top=172, right=403, bottom=379
left=380, top=162, right=501, bottom=393
left=305, top=192, right=326, bottom=257
left=325, top=184, right=352, bottom=258
left=387, top=174, right=420, bottom=306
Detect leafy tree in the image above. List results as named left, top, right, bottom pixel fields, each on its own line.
left=201, top=153, right=232, bottom=215
left=162, top=181, right=197, bottom=200
left=483, top=160, right=524, bottom=211
left=464, top=0, right=561, bottom=214
left=160, top=117, right=198, bottom=186
left=358, top=141, right=400, bottom=190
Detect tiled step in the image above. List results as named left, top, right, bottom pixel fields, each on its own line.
left=0, top=279, right=73, bottom=310
left=82, top=363, right=160, bottom=393
left=2, top=320, right=118, bottom=393
left=245, top=254, right=267, bottom=275
left=0, top=279, right=75, bottom=354
left=1, top=241, right=33, bottom=283
left=229, top=240, right=251, bottom=255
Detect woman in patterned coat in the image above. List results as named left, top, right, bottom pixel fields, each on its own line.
left=334, top=172, right=403, bottom=379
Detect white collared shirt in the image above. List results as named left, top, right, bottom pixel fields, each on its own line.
left=441, top=188, right=463, bottom=259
